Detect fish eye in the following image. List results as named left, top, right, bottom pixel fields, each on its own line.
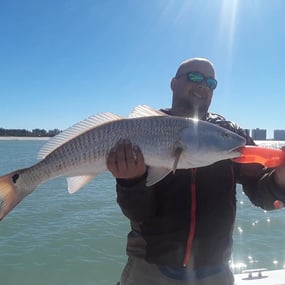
left=12, top=173, right=20, bottom=184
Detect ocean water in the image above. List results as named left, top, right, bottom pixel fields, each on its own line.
left=1, top=140, right=285, bottom=285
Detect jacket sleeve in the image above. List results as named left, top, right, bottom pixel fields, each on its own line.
left=116, top=171, right=157, bottom=222
left=211, top=113, right=285, bottom=210
left=237, top=164, right=285, bottom=210
left=231, top=121, right=285, bottom=210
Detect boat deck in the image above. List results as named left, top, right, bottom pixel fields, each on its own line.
left=234, top=268, right=285, bottom=284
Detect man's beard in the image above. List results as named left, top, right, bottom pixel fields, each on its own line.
left=182, top=100, right=209, bottom=119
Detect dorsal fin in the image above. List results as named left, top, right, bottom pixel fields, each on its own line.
left=38, top=112, right=123, bottom=159
left=128, top=105, right=166, bottom=118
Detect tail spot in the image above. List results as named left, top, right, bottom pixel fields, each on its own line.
left=12, top=173, right=20, bottom=184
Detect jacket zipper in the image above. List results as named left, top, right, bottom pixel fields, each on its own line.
left=183, top=168, right=197, bottom=267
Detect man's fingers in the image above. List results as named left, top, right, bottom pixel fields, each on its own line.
left=106, top=147, right=118, bottom=172
left=116, top=140, right=131, bottom=172
left=133, top=146, right=146, bottom=171
left=106, top=139, right=146, bottom=179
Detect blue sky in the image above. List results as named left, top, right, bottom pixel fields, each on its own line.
left=0, top=0, right=284, bottom=138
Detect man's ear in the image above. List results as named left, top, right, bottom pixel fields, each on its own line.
left=170, top=77, right=176, bottom=91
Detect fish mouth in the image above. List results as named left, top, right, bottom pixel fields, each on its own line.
left=235, top=146, right=244, bottom=153
left=227, top=146, right=244, bottom=158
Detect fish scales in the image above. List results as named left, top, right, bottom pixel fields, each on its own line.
left=23, top=117, right=180, bottom=189
left=88, top=116, right=180, bottom=166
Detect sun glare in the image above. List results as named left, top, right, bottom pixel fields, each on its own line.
left=218, top=0, right=240, bottom=63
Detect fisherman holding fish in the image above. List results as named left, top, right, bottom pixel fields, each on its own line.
left=107, top=58, right=285, bottom=285
left=1, top=58, right=285, bottom=284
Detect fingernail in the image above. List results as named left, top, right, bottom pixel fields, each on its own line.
left=273, top=200, right=284, bottom=209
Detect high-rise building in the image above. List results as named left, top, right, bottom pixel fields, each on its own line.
left=251, top=128, right=267, bottom=140
left=274, top=130, right=285, bottom=140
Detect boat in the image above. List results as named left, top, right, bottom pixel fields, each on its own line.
left=234, top=268, right=285, bottom=284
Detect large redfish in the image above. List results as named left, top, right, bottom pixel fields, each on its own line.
left=0, top=106, right=245, bottom=220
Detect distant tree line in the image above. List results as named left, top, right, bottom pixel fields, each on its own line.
left=0, top=128, right=61, bottom=137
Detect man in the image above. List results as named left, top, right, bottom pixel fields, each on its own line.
left=107, top=58, right=285, bottom=285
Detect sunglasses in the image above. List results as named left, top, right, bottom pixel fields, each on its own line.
left=177, top=72, right=218, bottom=90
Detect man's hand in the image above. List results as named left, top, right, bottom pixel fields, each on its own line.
left=106, top=139, right=147, bottom=179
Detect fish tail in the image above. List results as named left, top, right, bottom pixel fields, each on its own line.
left=0, top=172, right=24, bottom=221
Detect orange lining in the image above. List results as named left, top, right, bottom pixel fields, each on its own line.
left=183, top=168, right=197, bottom=267
left=232, top=146, right=285, bottom=168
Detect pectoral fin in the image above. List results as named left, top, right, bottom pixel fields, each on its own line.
left=173, top=147, right=183, bottom=174
left=66, top=175, right=96, bottom=194
left=146, top=167, right=171, bottom=186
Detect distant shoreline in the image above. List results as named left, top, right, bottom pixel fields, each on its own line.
left=0, top=136, right=50, bottom=141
